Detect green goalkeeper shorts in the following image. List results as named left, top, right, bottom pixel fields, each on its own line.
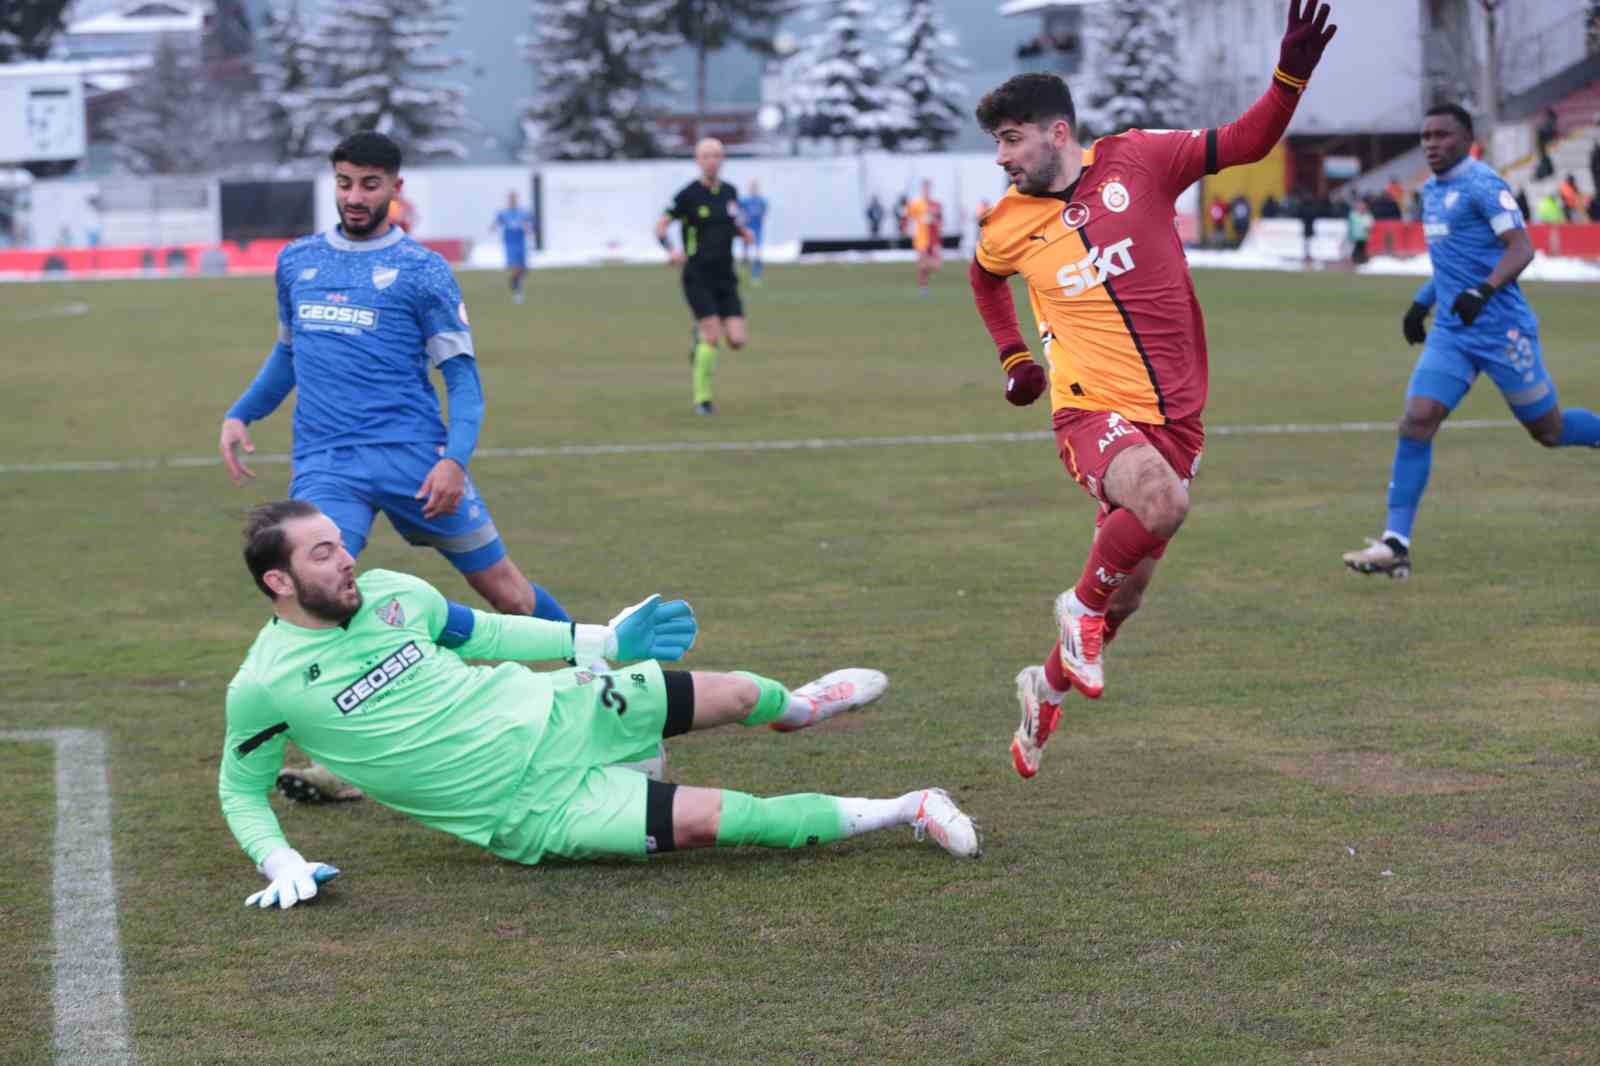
left=488, top=662, right=678, bottom=864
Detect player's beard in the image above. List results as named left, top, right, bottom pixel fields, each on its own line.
left=1013, top=152, right=1062, bottom=197
left=292, top=570, right=362, bottom=625
left=339, top=198, right=390, bottom=238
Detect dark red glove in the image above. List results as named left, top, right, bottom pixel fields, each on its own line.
left=1275, top=0, right=1337, bottom=91
left=1004, top=357, right=1047, bottom=406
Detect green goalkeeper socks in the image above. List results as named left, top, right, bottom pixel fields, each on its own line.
left=692, top=341, right=719, bottom=405
left=715, top=790, right=846, bottom=849
left=734, top=671, right=790, bottom=726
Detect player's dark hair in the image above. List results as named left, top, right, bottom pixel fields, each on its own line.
left=330, top=130, right=403, bottom=174
left=1424, top=103, right=1474, bottom=137
left=976, top=73, right=1076, bottom=134
left=243, top=499, right=322, bottom=599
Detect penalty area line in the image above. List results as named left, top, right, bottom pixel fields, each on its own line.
left=0, top=418, right=1517, bottom=476
left=2, top=729, right=132, bottom=1066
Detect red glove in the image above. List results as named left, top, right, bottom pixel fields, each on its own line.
left=1004, top=357, right=1047, bottom=407
left=1275, top=0, right=1337, bottom=92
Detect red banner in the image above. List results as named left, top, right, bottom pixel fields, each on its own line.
left=1371, top=221, right=1600, bottom=259
left=0, top=238, right=467, bottom=277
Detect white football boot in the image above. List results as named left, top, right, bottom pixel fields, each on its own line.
left=1342, top=536, right=1411, bottom=579
left=911, top=788, right=982, bottom=858
left=1054, top=590, right=1106, bottom=699
left=771, top=668, right=889, bottom=732
left=1011, top=666, right=1066, bottom=780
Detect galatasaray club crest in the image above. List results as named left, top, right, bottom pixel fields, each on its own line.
left=378, top=598, right=406, bottom=628
left=1100, top=181, right=1130, bottom=213
left=372, top=266, right=399, bottom=290
left=1061, top=202, right=1091, bottom=230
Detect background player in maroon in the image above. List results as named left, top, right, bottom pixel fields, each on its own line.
left=966, top=1, right=1338, bottom=778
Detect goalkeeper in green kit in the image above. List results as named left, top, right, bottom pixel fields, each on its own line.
left=221, top=501, right=980, bottom=910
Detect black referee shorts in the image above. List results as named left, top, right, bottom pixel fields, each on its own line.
left=682, top=268, right=743, bottom=320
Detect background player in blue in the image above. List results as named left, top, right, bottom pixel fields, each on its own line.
left=1343, top=104, right=1600, bottom=578
left=218, top=132, right=581, bottom=797
left=490, top=189, right=532, bottom=304
left=739, top=180, right=768, bottom=285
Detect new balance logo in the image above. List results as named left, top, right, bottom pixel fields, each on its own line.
left=1056, top=237, right=1135, bottom=298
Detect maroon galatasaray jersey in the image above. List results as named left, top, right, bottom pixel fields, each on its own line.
left=976, top=127, right=1221, bottom=424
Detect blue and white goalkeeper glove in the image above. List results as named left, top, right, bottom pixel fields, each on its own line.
left=574, top=594, right=698, bottom=663
left=246, top=846, right=340, bottom=911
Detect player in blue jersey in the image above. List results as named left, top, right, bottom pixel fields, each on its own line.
left=218, top=132, right=584, bottom=799
left=1343, top=104, right=1600, bottom=579
left=739, top=181, right=768, bottom=285
left=490, top=189, right=533, bottom=304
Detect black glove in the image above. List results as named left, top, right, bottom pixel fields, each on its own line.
left=1401, top=302, right=1429, bottom=345
left=1451, top=282, right=1495, bottom=326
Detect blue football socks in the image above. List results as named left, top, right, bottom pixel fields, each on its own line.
left=1383, top=436, right=1433, bottom=544
left=529, top=582, right=571, bottom=623
left=1557, top=408, right=1600, bottom=447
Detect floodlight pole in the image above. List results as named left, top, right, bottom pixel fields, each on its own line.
left=1478, top=0, right=1501, bottom=164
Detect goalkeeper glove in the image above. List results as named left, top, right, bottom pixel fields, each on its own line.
left=246, top=847, right=339, bottom=911
left=1274, top=0, right=1337, bottom=91
left=574, top=594, right=698, bottom=664
left=1402, top=302, right=1430, bottom=345
left=1451, top=282, right=1495, bottom=326
left=1004, top=358, right=1048, bottom=407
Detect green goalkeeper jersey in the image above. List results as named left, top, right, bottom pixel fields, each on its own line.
left=219, top=569, right=576, bottom=864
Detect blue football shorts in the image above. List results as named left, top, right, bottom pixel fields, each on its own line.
left=504, top=241, right=527, bottom=269
left=1406, top=321, right=1557, bottom=423
left=289, top=442, right=506, bottom=573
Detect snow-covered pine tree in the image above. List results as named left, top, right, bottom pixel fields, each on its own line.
left=252, top=0, right=323, bottom=162
left=304, top=0, right=476, bottom=161
left=1080, top=0, right=1189, bottom=137
left=884, top=0, right=968, bottom=152
left=0, top=0, right=71, bottom=63
left=522, top=0, right=678, bottom=161
left=791, top=0, right=907, bottom=150
left=664, top=0, right=793, bottom=141
left=107, top=33, right=226, bottom=174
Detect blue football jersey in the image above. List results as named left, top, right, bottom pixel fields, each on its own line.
left=274, top=227, right=474, bottom=460
left=1418, top=157, right=1535, bottom=332
left=739, top=196, right=767, bottom=230
left=494, top=207, right=531, bottom=250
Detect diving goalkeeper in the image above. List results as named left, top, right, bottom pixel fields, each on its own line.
left=221, top=501, right=980, bottom=910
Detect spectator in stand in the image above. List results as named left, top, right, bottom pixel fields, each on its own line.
left=1229, top=194, right=1254, bottom=244
left=866, top=194, right=885, bottom=239
left=1347, top=196, right=1374, bottom=265
left=893, top=194, right=909, bottom=248
left=1297, top=191, right=1318, bottom=263
left=1384, top=177, right=1406, bottom=212
left=1589, top=194, right=1600, bottom=223
left=1589, top=141, right=1600, bottom=205
left=1209, top=194, right=1228, bottom=244
left=1260, top=194, right=1282, bottom=218
left=1535, top=108, right=1558, bottom=180
left=1558, top=174, right=1585, bottom=221
left=1533, top=191, right=1565, bottom=224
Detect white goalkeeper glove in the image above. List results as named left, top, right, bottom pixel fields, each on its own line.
left=245, top=846, right=340, bottom=911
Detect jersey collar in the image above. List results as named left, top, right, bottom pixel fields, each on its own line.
left=326, top=224, right=407, bottom=252
left=1435, top=155, right=1474, bottom=183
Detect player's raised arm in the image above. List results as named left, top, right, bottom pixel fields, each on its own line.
left=219, top=678, right=339, bottom=911
left=1184, top=1, right=1336, bottom=182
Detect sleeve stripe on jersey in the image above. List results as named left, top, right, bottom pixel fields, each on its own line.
left=277, top=323, right=293, bottom=347
left=1490, top=212, right=1519, bottom=235
left=1099, top=277, right=1169, bottom=421
left=1205, top=129, right=1219, bottom=176
left=236, top=721, right=288, bottom=757
left=425, top=331, right=475, bottom=367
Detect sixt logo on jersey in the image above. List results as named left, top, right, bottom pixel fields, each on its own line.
left=333, top=641, right=422, bottom=714
left=1056, top=237, right=1136, bottom=298
left=298, top=302, right=380, bottom=329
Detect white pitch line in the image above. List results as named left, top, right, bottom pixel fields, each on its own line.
left=2, top=729, right=132, bottom=1066
left=0, top=418, right=1517, bottom=476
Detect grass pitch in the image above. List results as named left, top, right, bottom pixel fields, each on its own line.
left=1, top=262, right=1596, bottom=1065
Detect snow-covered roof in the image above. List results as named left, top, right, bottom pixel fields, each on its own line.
left=999, top=0, right=1108, bottom=15
left=67, top=2, right=209, bottom=37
